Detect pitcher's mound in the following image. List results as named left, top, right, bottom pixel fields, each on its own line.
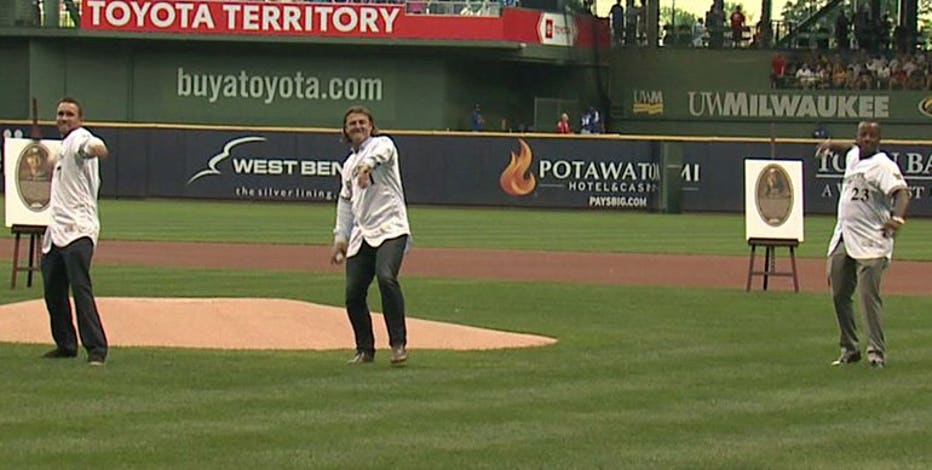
left=0, top=297, right=556, bottom=351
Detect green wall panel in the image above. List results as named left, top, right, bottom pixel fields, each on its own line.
left=0, top=39, right=29, bottom=119
left=28, top=40, right=67, bottom=122
left=131, top=46, right=445, bottom=129
left=63, top=43, right=131, bottom=121
left=445, top=61, right=597, bottom=132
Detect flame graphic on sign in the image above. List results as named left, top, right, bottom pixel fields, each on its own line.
left=499, top=139, right=537, bottom=196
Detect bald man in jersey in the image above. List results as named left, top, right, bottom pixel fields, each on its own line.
left=817, top=121, right=910, bottom=369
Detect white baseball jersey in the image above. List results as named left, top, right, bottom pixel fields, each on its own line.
left=42, top=127, right=102, bottom=253
left=827, top=146, right=908, bottom=260
left=333, top=135, right=411, bottom=258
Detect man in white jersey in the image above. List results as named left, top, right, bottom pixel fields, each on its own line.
left=40, top=97, right=110, bottom=366
left=330, top=106, right=411, bottom=366
left=816, top=121, right=910, bottom=368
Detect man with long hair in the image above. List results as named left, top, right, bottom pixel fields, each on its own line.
left=330, top=106, right=412, bottom=366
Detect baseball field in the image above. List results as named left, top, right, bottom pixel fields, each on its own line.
left=2, top=197, right=931, bottom=468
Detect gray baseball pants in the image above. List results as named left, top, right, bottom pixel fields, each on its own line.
left=828, top=239, right=888, bottom=361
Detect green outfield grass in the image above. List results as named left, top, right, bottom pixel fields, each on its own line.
left=2, top=198, right=931, bottom=468
left=2, top=197, right=931, bottom=259
left=1, top=265, right=931, bottom=468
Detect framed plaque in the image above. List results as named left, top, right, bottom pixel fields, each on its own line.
left=4, top=138, right=61, bottom=227
left=744, top=159, right=804, bottom=242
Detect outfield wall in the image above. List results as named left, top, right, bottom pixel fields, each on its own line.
left=3, top=124, right=930, bottom=216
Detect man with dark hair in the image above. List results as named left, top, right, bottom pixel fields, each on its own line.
left=729, top=5, right=746, bottom=47
left=835, top=10, right=850, bottom=50
left=41, top=97, right=110, bottom=366
left=331, top=106, right=412, bottom=366
left=609, top=0, right=624, bottom=46
left=470, top=104, right=484, bottom=131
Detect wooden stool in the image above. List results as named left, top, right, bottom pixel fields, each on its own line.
left=746, top=237, right=799, bottom=293
left=10, top=224, right=46, bottom=289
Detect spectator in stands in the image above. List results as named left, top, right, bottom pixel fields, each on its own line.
left=857, top=65, right=876, bottom=89
left=812, top=123, right=830, bottom=139
left=890, top=62, right=909, bottom=90
left=796, top=62, right=817, bottom=89
left=866, top=54, right=885, bottom=74
left=784, top=62, right=798, bottom=87
left=556, top=113, right=572, bottom=133
left=637, top=0, right=647, bottom=45
left=750, top=21, right=769, bottom=48
left=835, top=10, right=850, bottom=50
left=610, top=0, right=624, bottom=47
left=815, top=63, right=831, bottom=89
left=832, top=61, right=849, bottom=89
left=470, top=104, right=484, bottom=131
left=407, top=0, right=427, bottom=14
left=706, top=3, right=725, bottom=48
left=771, top=53, right=787, bottom=88
left=853, top=8, right=872, bottom=51
left=893, top=24, right=911, bottom=54
left=902, top=54, right=919, bottom=77
left=879, top=13, right=892, bottom=51
left=692, top=18, right=707, bottom=47
left=580, top=106, right=603, bottom=134
left=846, top=51, right=864, bottom=81
left=625, top=0, right=638, bottom=45
left=925, top=62, right=932, bottom=90
left=729, top=5, right=746, bottom=48
left=875, top=59, right=892, bottom=89
left=906, top=68, right=925, bottom=90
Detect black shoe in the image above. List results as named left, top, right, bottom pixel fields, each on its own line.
left=347, top=351, right=374, bottom=365
left=88, top=355, right=107, bottom=366
left=830, top=351, right=861, bottom=366
left=42, top=348, right=77, bottom=359
left=390, top=345, right=408, bottom=366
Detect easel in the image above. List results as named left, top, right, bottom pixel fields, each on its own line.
left=7, top=98, right=47, bottom=289
left=746, top=238, right=799, bottom=292
left=10, top=224, right=46, bottom=288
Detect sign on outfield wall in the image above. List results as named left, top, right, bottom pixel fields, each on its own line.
left=135, top=131, right=660, bottom=209
left=1, top=125, right=930, bottom=216
left=627, top=88, right=932, bottom=122
left=79, top=1, right=609, bottom=47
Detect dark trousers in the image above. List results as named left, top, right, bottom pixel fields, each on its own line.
left=345, top=235, right=408, bottom=355
left=41, top=237, right=108, bottom=359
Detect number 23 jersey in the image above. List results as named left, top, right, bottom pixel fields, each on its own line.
left=828, top=147, right=908, bottom=259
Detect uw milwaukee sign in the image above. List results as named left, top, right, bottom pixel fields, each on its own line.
left=688, top=92, right=889, bottom=119
left=622, top=88, right=932, bottom=122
